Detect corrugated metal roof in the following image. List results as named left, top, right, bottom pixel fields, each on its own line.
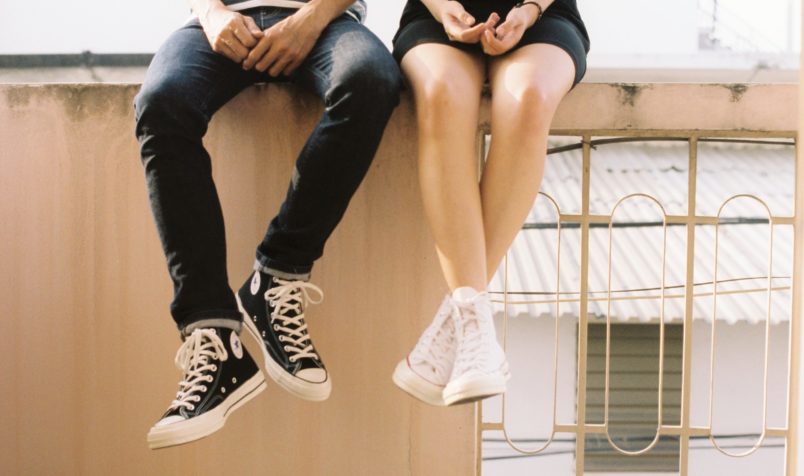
left=489, top=139, right=795, bottom=324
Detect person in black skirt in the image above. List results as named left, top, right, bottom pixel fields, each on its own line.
left=391, top=0, right=590, bottom=406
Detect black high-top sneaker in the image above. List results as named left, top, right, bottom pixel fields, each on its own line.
left=147, top=327, right=266, bottom=449
left=236, top=269, right=331, bottom=401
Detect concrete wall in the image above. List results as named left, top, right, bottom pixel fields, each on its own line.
left=0, top=82, right=795, bottom=476
left=0, top=83, right=474, bottom=476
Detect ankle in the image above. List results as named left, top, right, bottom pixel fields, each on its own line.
left=451, top=286, right=486, bottom=302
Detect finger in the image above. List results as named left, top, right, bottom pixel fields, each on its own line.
left=483, top=29, right=504, bottom=55
left=242, top=16, right=264, bottom=38
left=485, top=12, right=501, bottom=29
left=231, top=19, right=258, bottom=48
left=480, top=30, right=494, bottom=54
left=492, top=24, right=520, bottom=54
left=443, top=16, right=472, bottom=42
left=218, top=41, right=243, bottom=63
left=268, top=52, right=294, bottom=77
left=255, top=45, right=281, bottom=72
left=444, top=2, right=474, bottom=26
left=458, top=21, right=489, bottom=42
left=495, top=21, right=511, bottom=39
left=243, top=35, right=271, bottom=69
left=222, top=34, right=249, bottom=61
left=461, top=12, right=500, bottom=42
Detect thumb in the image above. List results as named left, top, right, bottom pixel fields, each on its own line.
left=243, top=16, right=263, bottom=37
left=446, top=2, right=474, bottom=25
left=495, top=21, right=511, bottom=38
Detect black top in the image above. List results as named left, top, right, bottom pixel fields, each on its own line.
left=399, top=0, right=588, bottom=44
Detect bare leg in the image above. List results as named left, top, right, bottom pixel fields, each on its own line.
left=401, top=44, right=487, bottom=291
left=481, top=43, right=576, bottom=281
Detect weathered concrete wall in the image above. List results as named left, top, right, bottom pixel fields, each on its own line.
left=0, top=83, right=474, bottom=476
left=0, top=82, right=796, bottom=476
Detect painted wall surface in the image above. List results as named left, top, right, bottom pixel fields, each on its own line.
left=577, top=0, right=699, bottom=55
left=0, top=84, right=475, bottom=476
left=3, top=0, right=797, bottom=57
left=0, top=82, right=795, bottom=475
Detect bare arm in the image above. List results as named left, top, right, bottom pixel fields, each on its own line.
left=243, top=0, right=357, bottom=76
left=189, top=0, right=263, bottom=63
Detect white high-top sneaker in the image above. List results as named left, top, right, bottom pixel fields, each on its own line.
left=392, top=296, right=458, bottom=406
left=443, top=287, right=509, bottom=406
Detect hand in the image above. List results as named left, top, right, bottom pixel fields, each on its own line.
left=242, top=7, right=326, bottom=77
left=439, top=1, right=499, bottom=44
left=480, top=6, right=536, bottom=55
left=200, top=7, right=263, bottom=63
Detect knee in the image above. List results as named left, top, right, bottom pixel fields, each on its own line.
left=415, top=74, right=472, bottom=129
left=326, top=55, right=402, bottom=117
left=134, top=75, right=207, bottom=140
left=507, top=82, right=562, bottom=127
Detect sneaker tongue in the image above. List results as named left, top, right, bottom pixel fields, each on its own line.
left=461, top=317, right=480, bottom=336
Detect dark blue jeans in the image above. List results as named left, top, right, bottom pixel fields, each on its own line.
left=134, top=8, right=402, bottom=332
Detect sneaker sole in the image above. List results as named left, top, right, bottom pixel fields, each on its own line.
left=237, top=294, right=332, bottom=402
left=442, top=367, right=510, bottom=406
left=392, top=359, right=447, bottom=406
left=147, top=372, right=266, bottom=450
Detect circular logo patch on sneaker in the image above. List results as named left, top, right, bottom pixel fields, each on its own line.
left=250, top=272, right=261, bottom=295
left=230, top=331, right=244, bottom=359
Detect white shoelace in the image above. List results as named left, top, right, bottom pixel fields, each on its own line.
left=452, top=294, right=495, bottom=376
left=410, top=298, right=457, bottom=380
left=170, top=329, right=228, bottom=412
left=265, top=278, right=324, bottom=363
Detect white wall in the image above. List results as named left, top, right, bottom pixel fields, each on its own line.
left=578, top=0, right=699, bottom=55
left=1, top=0, right=798, bottom=56
left=483, top=316, right=790, bottom=475
left=0, top=1, right=405, bottom=54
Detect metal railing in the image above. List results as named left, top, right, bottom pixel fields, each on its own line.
left=476, top=128, right=799, bottom=475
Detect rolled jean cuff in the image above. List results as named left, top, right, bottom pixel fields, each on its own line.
left=179, top=310, right=242, bottom=337
left=253, top=258, right=311, bottom=281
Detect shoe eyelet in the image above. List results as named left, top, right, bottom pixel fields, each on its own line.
left=273, top=324, right=279, bottom=331
left=207, top=376, right=214, bottom=382
left=189, top=404, right=195, bottom=411
left=278, top=336, right=285, bottom=342
left=289, top=357, right=297, bottom=363
left=283, top=346, right=290, bottom=352
left=212, top=365, right=217, bottom=371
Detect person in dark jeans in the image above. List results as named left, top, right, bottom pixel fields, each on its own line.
left=134, top=0, right=401, bottom=449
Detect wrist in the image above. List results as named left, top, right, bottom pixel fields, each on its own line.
left=198, top=3, right=229, bottom=28
left=427, top=0, right=455, bottom=24
left=298, top=0, right=341, bottom=32
left=514, top=1, right=542, bottom=27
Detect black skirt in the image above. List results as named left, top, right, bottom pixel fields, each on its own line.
left=392, top=0, right=591, bottom=87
